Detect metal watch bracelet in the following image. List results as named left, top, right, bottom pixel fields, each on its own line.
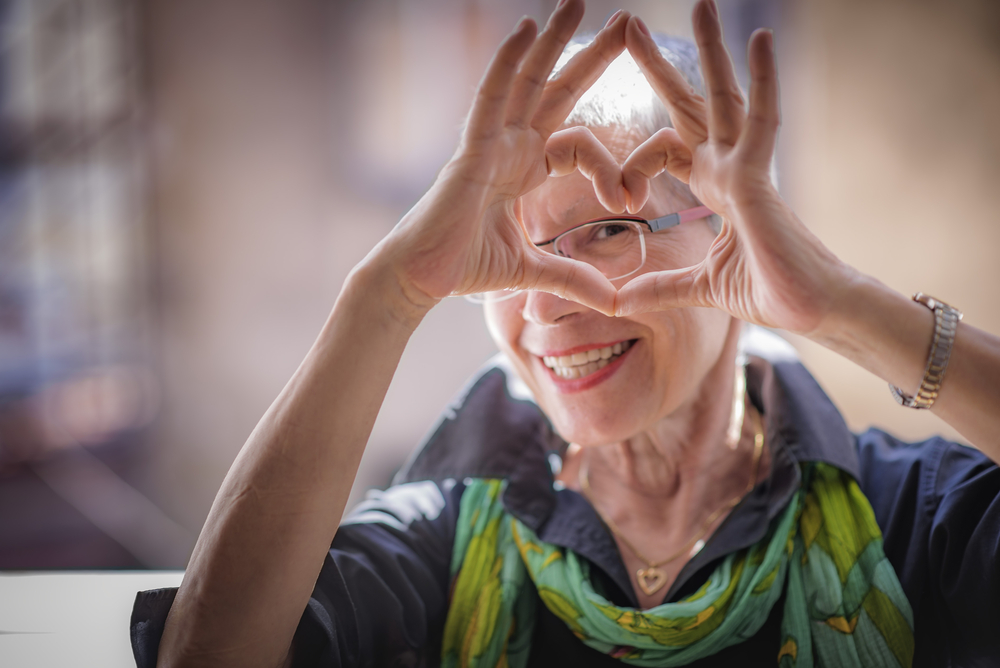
left=889, top=293, right=963, bottom=410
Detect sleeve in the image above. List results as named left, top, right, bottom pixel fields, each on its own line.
left=855, top=429, right=1000, bottom=666
left=129, top=479, right=462, bottom=668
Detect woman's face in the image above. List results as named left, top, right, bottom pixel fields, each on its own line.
left=484, top=126, right=731, bottom=446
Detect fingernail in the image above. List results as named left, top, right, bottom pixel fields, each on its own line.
left=635, top=16, right=651, bottom=38
left=707, top=0, right=719, bottom=20
left=764, top=28, right=774, bottom=53
left=557, top=0, right=568, bottom=8
left=604, top=9, right=623, bottom=29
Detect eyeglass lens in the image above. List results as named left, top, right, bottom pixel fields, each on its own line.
left=464, top=220, right=647, bottom=303
left=552, top=220, right=646, bottom=281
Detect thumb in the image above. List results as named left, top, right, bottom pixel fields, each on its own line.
left=621, top=127, right=692, bottom=213
left=614, top=264, right=709, bottom=316
left=545, top=126, right=626, bottom=213
left=524, top=250, right=618, bottom=316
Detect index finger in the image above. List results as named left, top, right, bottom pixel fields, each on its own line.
left=465, top=18, right=538, bottom=140
left=624, top=16, right=709, bottom=146
left=529, top=10, right=629, bottom=136
left=504, top=0, right=586, bottom=128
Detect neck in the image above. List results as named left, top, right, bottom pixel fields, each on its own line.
left=564, top=320, right=766, bottom=543
left=598, top=322, right=747, bottom=491
left=560, top=321, right=772, bottom=607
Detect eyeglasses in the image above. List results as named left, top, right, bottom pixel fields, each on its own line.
left=465, top=205, right=714, bottom=303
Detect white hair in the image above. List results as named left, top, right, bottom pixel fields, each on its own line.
left=552, top=33, right=778, bottom=231
left=555, top=33, right=705, bottom=139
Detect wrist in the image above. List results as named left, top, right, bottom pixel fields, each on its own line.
left=341, top=247, right=437, bottom=335
left=722, top=176, right=782, bottom=214
left=805, top=272, right=935, bottom=396
left=803, top=266, right=872, bottom=345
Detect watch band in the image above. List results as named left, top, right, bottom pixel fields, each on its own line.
left=889, top=293, right=963, bottom=410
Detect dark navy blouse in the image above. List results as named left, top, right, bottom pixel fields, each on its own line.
left=130, top=339, right=1000, bottom=667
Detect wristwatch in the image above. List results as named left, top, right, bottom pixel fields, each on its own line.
left=889, top=293, right=963, bottom=410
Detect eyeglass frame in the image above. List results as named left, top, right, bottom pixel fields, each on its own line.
left=464, top=204, right=715, bottom=303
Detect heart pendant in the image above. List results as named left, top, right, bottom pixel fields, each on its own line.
left=636, top=567, right=667, bottom=595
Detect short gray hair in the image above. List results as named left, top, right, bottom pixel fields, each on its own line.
left=552, top=33, right=721, bottom=231
left=556, top=33, right=705, bottom=138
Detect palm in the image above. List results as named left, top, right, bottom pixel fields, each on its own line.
left=417, top=133, right=549, bottom=296
left=693, top=203, right=839, bottom=335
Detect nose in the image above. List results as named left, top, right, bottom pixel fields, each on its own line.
left=521, top=290, right=589, bottom=325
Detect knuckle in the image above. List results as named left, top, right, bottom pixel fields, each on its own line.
left=749, top=111, right=779, bottom=130
left=566, top=126, right=592, bottom=142
left=518, top=69, right=547, bottom=92
left=651, top=128, right=674, bottom=143
left=474, top=87, right=506, bottom=110
left=711, top=86, right=744, bottom=106
left=543, top=76, right=576, bottom=104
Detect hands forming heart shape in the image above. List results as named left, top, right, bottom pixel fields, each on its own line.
left=386, top=0, right=852, bottom=338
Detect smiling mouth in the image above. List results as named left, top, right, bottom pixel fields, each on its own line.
left=541, top=340, right=634, bottom=380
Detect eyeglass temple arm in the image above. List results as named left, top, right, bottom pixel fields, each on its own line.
left=647, top=205, right=714, bottom=232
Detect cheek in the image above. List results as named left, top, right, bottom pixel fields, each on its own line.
left=643, top=222, right=716, bottom=270
left=639, top=308, right=730, bottom=407
left=484, top=299, right=525, bottom=357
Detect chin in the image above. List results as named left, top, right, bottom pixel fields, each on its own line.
left=540, top=396, right=652, bottom=448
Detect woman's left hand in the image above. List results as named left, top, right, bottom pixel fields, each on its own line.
left=615, top=0, right=854, bottom=337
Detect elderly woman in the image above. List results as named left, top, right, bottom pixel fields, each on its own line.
left=132, top=2, right=1000, bottom=667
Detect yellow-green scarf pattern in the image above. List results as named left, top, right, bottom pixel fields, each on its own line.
left=440, top=464, right=914, bottom=667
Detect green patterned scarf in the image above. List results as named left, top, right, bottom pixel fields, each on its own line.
left=440, top=463, right=914, bottom=667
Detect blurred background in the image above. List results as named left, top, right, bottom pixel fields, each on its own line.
left=0, top=0, right=997, bottom=570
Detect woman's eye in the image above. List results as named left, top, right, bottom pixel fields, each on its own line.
left=595, top=223, right=628, bottom=240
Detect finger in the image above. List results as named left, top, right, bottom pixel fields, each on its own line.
left=740, top=29, right=780, bottom=166
left=613, top=265, right=710, bottom=317
left=692, top=0, right=745, bottom=145
left=624, top=16, right=708, bottom=146
left=465, top=18, right=538, bottom=140
left=529, top=10, right=629, bottom=136
left=545, top=127, right=626, bottom=213
left=504, top=0, right=586, bottom=128
left=621, top=127, right=693, bottom=213
left=522, top=250, right=618, bottom=316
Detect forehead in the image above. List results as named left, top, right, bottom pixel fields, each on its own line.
left=520, top=125, right=683, bottom=240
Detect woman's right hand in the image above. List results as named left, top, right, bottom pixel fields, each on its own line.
left=374, top=1, right=629, bottom=319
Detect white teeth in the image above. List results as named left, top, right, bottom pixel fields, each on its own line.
left=563, top=366, right=580, bottom=379
left=541, top=341, right=633, bottom=380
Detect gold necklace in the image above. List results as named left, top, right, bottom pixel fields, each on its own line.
left=578, top=389, right=765, bottom=597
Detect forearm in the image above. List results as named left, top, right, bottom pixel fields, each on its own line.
left=158, top=253, right=430, bottom=668
left=809, top=271, right=1000, bottom=460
